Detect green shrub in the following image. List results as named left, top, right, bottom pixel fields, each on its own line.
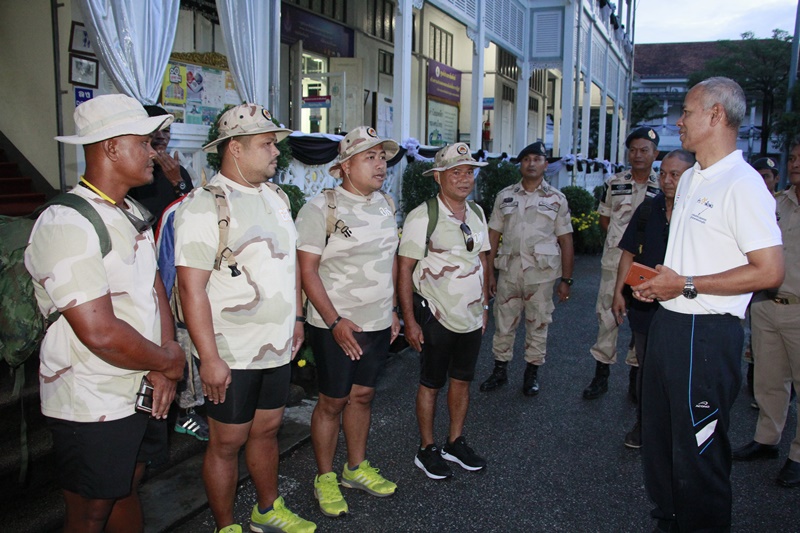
left=205, top=105, right=292, bottom=174
left=400, top=160, right=436, bottom=219
left=561, top=186, right=605, bottom=254
left=280, top=183, right=306, bottom=220
left=476, top=160, right=520, bottom=220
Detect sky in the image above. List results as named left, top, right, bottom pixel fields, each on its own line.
left=634, top=0, right=798, bottom=43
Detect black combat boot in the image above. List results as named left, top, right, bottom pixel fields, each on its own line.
left=522, top=363, right=540, bottom=396
left=582, top=361, right=610, bottom=400
left=628, top=366, right=639, bottom=403
left=479, top=361, right=508, bottom=392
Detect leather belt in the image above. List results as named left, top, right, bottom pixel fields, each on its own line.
left=766, top=292, right=800, bottom=305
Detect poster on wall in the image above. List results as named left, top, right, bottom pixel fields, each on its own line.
left=375, top=93, right=393, bottom=139
left=427, top=99, right=458, bottom=147
left=186, top=65, right=205, bottom=102
left=162, top=64, right=187, bottom=105
left=202, top=68, right=225, bottom=109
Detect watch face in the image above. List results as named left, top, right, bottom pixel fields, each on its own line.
left=683, top=287, right=697, bottom=299
left=178, top=181, right=187, bottom=190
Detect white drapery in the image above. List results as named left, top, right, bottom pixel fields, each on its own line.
left=77, top=0, right=180, bottom=104
left=216, top=0, right=273, bottom=108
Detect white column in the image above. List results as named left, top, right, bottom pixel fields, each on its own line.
left=558, top=1, right=577, bottom=159
left=515, top=59, right=533, bottom=155
left=580, top=34, right=592, bottom=158
left=597, top=45, right=609, bottom=161
left=269, top=0, right=281, bottom=113
left=469, top=1, right=487, bottom=152
left=393, top=0, right=417, bottom=143
left=610, top=102, right=619, bottom=164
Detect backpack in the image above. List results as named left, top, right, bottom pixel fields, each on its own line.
left=322, top=188, right=396, bottom=243
left=0, top=194, right=111, bottom=397
left=423, top=196, right=482, bottom=257
left=170, top=181, right=291, bottom=323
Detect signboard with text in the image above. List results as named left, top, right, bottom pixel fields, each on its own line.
left=426, top=60, right=462, bottom=103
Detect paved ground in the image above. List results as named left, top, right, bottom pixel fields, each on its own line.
left=174, top=253, right=799, bottom=533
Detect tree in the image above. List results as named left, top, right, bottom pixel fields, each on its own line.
left=688, top=29, right=792, bottom=155
left=630, top=93, right=667, bottom=129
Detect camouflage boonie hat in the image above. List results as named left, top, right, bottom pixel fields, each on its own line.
left=422, top=142, right=487, bottom=176
left=330, top=126, right=400, bottom=179
left=202, top=103, right=292, bottom=153
left=751, top=157, right=778, bottom=176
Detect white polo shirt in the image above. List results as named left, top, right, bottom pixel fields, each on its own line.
left=661, top=150, right=781, bottom=318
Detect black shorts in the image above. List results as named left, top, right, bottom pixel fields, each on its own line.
left=205, top=364, right=291, bottom=425
left=417, top=305, right=482, bottom=389
left=307, top=325, right=390, bottom=398
left=48, top=412, right=167, bottom=499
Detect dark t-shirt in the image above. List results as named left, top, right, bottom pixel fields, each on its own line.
left=618, top=192, right=669, bottom=333
left=129, top=164, right=194, bottom=220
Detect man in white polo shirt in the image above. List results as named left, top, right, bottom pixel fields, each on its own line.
left=632, top=77, right=784, bottom=532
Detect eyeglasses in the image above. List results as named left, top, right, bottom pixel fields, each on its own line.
left=460, top=222, right=474, bottom=252
left=120, top=204, right=156, bottom=233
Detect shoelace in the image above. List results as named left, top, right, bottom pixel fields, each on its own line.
left=316, top=478, right=343, bottom=501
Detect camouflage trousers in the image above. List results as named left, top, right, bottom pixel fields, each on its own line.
left=590, top=267, right=638, bottom=366
left=492, top=258, right=556, bottom=365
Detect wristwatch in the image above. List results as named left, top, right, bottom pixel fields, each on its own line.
left=561, top=277, right=574, bottom=286
left=682, top=276, right=697, bottom=299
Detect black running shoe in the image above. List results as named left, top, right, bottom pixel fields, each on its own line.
left=441, top=436, right=486, bottom=471
left=414, top=444, right=453, bottom=480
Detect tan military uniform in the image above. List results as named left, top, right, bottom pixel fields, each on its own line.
left=591, top=170, right=660, bottom=365
left=488, top=181, right=573, bottom=364
left=752, top=186, right=800, bottom=462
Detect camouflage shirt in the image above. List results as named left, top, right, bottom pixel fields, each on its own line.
left=399, top=197, right=490, bottom=333
left=174, top=173, right=297, bottom=369
left=25, top=186, right=159, bottom=422
left=488, top=180, right=573, bottom=281
left=597, top=170, right=660, bottom=270
left=296, top=186, right=398, bottom=331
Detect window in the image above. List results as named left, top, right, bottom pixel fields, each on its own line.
left=368, top=0, right=395, bottom=43
left=529, top=69, right=546, bottom=94
left=429, top=24, right=453, bottom=65
left=502, top=85, right=516, bottom=103
left=379, top=49, right=394, bottom=76
left=529, top=96, right=539, bottom=112
left=497, top=48, right=518, bottom=81
left=285, top=0, right=346, bottom=23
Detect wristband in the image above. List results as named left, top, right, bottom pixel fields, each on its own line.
left=329, top=316, right=343, bottom=330
left=295, top=316, right=306, bottom=323
left=392, top=305, right=400, bottom=314
left=483, top=304, right=489, bottom=310
left=561, top=277, right=574, bottom=286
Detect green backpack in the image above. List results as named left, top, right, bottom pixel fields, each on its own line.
left=0, top=194, right=111, bottom=397
left=423, top=196, right=482, bottom=257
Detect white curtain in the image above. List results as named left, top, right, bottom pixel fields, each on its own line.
left=77, top=0, right=180, bottom=104
left=216, top=0, right=274, bottom=107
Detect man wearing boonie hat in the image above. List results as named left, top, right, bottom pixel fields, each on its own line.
left=751, top=156, right=780, bottom=194
left=479, top=141, right=574, bottom=397
left=25, top=94, right=185, bottom=532
left=296, top=126, right=401, bottom=517
left=174, top=104, right=315, bottom=533
left=398, top=142, right=490, bottom=480
left=582, top=126, right=660, bottom=402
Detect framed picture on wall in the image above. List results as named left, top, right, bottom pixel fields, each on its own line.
left=69, top=22, right=95, bottom=56
left=69, top=54, right=98, bottom=89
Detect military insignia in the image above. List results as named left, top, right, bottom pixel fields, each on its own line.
left=367, top=127, right=378, bottom=137
left=767, top=159, right=775, bottom=168
left=648, top=129, right=656, bottom=139
left=457, top=144, right=469, bottom=155
left=261, top=109, right=272, bottom=121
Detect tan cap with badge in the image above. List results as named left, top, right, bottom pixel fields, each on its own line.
left=422, top=142, right=487, bottom=176
left=330, top=126, right=400, bottom=179
left=203, top=103, right=292, bottom=153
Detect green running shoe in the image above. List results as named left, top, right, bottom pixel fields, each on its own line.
left=340, top=459, right=397, bottom=497
left=249, top=496, right=316, bottom=533
left=214, top=525, right=242, bottom=533
left=314, top=472, right=348, bottom=517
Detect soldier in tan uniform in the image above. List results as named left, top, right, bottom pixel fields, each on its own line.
left=582, top=127, right=660, bottom=400
left=732, top=138, right=800, bottom=488
left=479, top=142, right=574, bottom=396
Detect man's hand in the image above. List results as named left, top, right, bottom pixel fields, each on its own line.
left=488, top=275, right=498, bottom=298
left=333, top=318, right=364, bottom=360
left=154, top=151, right=182, bottom=187
left=200, top=356, right=231, bottom=405
left=611, top=291, right=627, bottom=325
left=404, top=319, right=424, bottom=353
left=146, top=371, right=177, bottom=419
left=557, top=282, right=571, bottom=303
left=291, top=321, right=305, bottom=360
left=632, top=265, right=683, bottom=303
left=162, top=340, right=186, bottom=381
left=482, top=308, right=489, bottom=334
left=390, top=313, right=401, bottom=344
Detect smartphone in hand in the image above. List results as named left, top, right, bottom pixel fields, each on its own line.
left=625, top=262, right=659, bottom=287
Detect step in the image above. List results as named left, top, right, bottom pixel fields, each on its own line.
left=0, top=192, right=46, bottom=204
left=0, top=176, right=34, bottom=194
left=0, top=199, right=46, bottom=216
left=0, top=162, right=20, bottom=178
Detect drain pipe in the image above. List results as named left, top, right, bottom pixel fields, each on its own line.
left=51, top=0, right=66, bottom=193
